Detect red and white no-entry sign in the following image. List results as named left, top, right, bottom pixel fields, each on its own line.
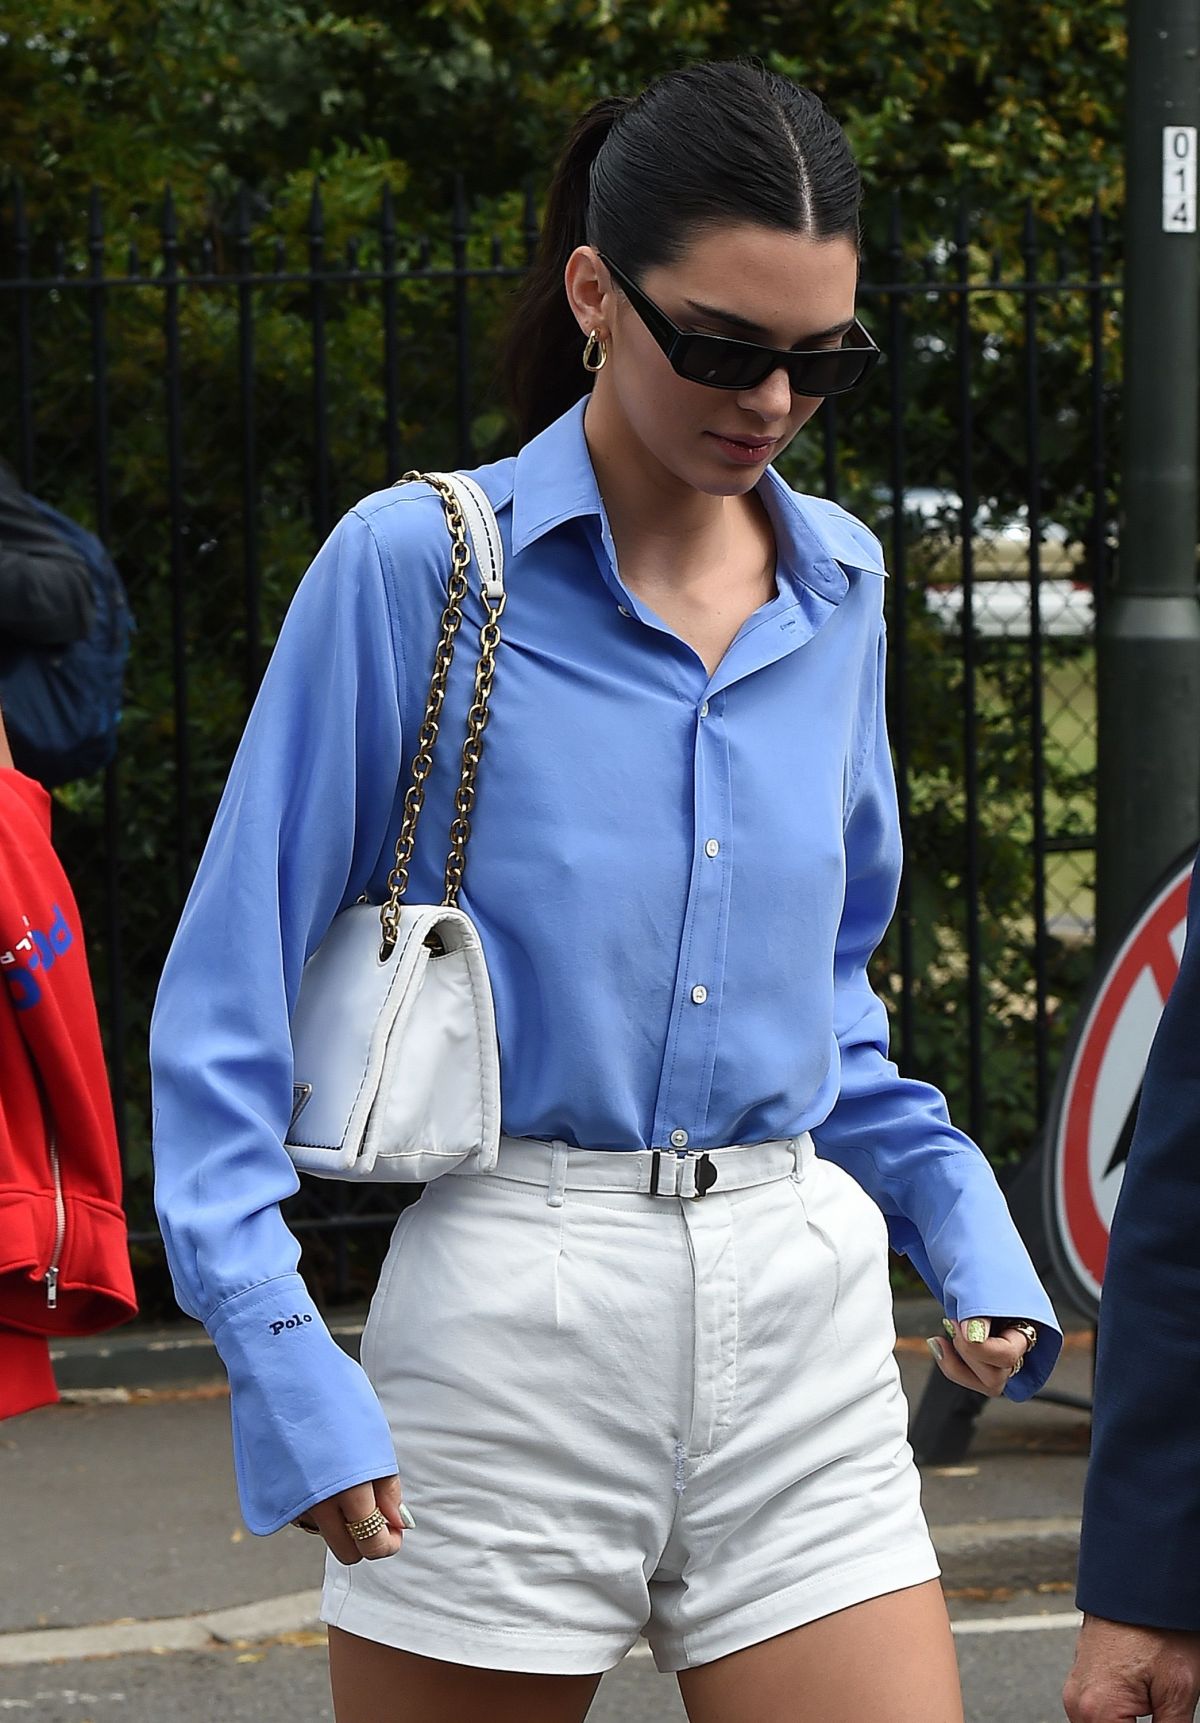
left=1046, top=850, right=1195, bottom=1319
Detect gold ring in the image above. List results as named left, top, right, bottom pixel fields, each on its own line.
left=345, top=1509, right=389, bottom=1542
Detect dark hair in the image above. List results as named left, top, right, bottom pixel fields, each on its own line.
left=502, top=61, right=862, bottom=445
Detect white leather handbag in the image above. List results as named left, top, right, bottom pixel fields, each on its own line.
left=284, top=471, right=505, bottom=1182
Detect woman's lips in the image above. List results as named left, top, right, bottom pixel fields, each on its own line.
left=707, top=431, right=778, bottom=464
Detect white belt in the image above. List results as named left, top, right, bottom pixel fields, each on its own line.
left=456, top=1132, right=815, bottom=1201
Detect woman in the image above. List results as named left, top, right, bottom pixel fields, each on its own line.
left=151, top=61, right=1060, bottom=1723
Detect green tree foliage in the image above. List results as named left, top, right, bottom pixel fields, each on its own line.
left=3, top=0, right=1124, bottom=242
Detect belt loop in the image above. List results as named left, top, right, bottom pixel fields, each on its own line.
left=648, top=1150, right=680, bottom=1197
left=791, top=1132, right=813, bottom=1180
left=547, top=1141, right=569, bottom=1208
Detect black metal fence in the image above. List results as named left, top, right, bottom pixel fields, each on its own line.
left=0, top=181, right=1116, bottom=1310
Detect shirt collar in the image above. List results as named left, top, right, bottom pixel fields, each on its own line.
left=510, top=399, right=605, bottom=555
left=510, top=397, right=888, bottom=590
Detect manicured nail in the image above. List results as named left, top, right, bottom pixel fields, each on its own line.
left=942, top=1318, right=956, bottom=1340
left=965, top=1318, right=990, bottom=1345
left=925, top=1338, right=945, bottom=1362
left=398, top=1502, right=416, bottom=1530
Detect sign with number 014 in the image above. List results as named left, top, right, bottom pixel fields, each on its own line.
left=1163, top=126, right=1197, bottom=233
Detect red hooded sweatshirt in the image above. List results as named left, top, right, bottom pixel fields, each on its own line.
left=0, top=768, right=137, bottom=1415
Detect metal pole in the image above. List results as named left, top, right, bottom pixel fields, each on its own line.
left=1097, top=0, right=1200, bottom=951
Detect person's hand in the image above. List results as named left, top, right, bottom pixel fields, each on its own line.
left=291, top=1473, right=413, bottom=1565
left=924, top=1315, right=1033, bottom=1398
left=1063, top=1612, right=1200, bottom=1722
left=0, top=708, right=12, bottom=771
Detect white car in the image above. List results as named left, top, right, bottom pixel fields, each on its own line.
left=878, top=488, right=1094, bottom=638
left=923, top=577, right=1094, bottom=639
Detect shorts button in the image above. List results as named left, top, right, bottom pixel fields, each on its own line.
left=670, top=1129, right=689, bottom=1148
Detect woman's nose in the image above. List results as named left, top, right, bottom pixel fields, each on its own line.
left=735, top=364, right=794, bottom=422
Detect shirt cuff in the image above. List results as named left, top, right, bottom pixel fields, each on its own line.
left=946, top=1285, right=1064, bottom=1402
left=207, top=1273, right=398, bottom=1535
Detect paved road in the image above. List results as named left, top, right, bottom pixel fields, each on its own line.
left=0, top=1593, right=1085, bottom=1721
left=2, top=1322, right=1099, bottom=1719
left=0, top=1346, right=1094, bottom=1635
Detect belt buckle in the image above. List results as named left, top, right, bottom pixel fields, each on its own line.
left=692, top=1152, right=718, bottom=1198
left=649, top=1149, right=718, bottom=1199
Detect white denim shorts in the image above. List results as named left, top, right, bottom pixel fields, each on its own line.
left=320, top=1132, right=940, bottom=1674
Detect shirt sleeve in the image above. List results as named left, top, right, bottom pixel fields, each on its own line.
left=810, top=614, right=1063, bottom=1400
left=149, top=507, right=407, bottom=1534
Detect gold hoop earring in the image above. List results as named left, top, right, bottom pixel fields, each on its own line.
left=582, top=331, right=609, bottom=374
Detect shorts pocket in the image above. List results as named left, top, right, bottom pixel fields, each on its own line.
left=359, top=1195, right=424, bottom=1385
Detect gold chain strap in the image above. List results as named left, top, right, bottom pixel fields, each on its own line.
left=379, top=472, right=506, bottom=958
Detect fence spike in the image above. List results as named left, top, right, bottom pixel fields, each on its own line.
left=236, top=183, right=252, bottom=241
left=523, top=176, right=540, bottom=261
left=887, top=187, right=902, bottom=260
left=954, top=191, right=970, bottom=254
left=162, top=185, right=177, bottom=239
left=1022, top=199, right=1038, bottom=265
left=128, top=238, right=140, bottom=274
left=12, top=176, right=27, bottom=245
left=491, top=232, right=502, bottom=267
left=380, top=181, right=395, bottom=239
left=52, top=234, right=66, bottom=278
left=273, top=236, right=285, bottom=273
left=308, top=177, right=324, bottom=241
left=88, top=184, right=104, bottom=244
left=1088, top=198, right=1104, bottom=255
left=346, top=236, right=359, bottom=271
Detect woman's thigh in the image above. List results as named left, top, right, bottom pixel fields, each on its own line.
left=327, top=1626, right=604, bottom=1723
left=675, top=1580, right=963, bottom=1723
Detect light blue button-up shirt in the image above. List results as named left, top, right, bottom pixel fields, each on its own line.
left=150, top=397, right=1061, bottom=1535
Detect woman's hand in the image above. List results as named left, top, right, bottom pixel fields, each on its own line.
left=925, top=1316, right=1035, bottom=1397
left=291, top=1473, right=413, bottom=1565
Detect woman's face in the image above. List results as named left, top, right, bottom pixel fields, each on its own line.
left=579, top=222, right=861, bottom=496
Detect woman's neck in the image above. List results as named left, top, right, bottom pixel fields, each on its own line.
left=582, top=392, right=760, bottom=583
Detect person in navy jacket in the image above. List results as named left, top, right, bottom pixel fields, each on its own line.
left=1065, top=860, right=1200, bottom=1723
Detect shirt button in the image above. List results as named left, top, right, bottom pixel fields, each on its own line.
left=617, top=604, right=632, bottom=617
left=691, top=984, right=709, bottom=1005
left=704, top=839, right=720, bottom=858
left=699, top=701, right=710, bottom=718
left=670, top=1129, right=689, bottom=1148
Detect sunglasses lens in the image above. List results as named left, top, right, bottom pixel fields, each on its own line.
left=675, top=336, right=773, bottom=391
left=788, top=348, right=874, bottom=396
left=671, top=331, right=876, bottom=395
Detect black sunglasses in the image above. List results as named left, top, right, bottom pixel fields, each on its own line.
left=599, top=255, right=880, bottom=398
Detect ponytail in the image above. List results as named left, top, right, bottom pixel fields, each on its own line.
left=501, top=99, right=628, bottom=447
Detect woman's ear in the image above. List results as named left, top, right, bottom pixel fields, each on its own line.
left=563, top=246, right=611, bottom=341
left=0, top=709, right=13, bottom=771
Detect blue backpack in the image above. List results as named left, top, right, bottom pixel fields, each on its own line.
left=0, top=499, right=134, bottom=789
